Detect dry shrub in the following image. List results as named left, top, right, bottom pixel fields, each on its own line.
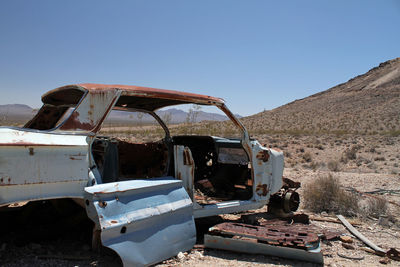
left=303, top=174, right=359, bottom=216
left=327, top=160, right=341, bottom=172
left=302, top=152, right=312, bottom=162
left=340, top=145, right=359, bottom=163
left=363, top=197, right=388, bottom=218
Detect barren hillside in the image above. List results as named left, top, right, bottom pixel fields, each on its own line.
left=244, top=58, right=400, bottom=135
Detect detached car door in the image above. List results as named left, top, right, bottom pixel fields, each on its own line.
left=84, top=177, right=196, bottom=267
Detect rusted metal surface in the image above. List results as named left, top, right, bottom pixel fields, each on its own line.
left=42, top=84, right=224, bottom=111
left=174, top=145, right=195, bottom=200
left=204, top=234, right=323, bottom=264
left=256, top=150, right=270, bottom=162
left=209, top=222, right=320, bottom=250
left=80, top=83, right=224, bottom=105
left=282, top=177, right=301, bottom=189
left=250, top=143, right=283, bottom=202
left=240, top=214, right=342, bottom=241
left=183, top=147, right=194, bottom=166
left=205, top=221, right=323, bottom=264
left=387, top=248, right=400, bottom=261
left=269, top=187, right=300, bottom=213
left=1, top=83, right=287, bottom=265
left=256, top=183, right=269, bottom=196
left=59, top=90, right=120, bottom=133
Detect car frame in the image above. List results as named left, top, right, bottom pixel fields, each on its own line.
left=0, top=84, right=284, bottom=266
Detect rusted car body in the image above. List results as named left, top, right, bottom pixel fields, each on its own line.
left=0, top=84, right=284, bottom=266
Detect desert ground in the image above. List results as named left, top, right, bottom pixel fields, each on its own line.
left=1, top=131, right=399, bottom=267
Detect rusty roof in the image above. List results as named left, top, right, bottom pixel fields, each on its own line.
left=42, top=83, right=224, bottom=110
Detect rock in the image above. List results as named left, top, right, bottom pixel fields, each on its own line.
left=321, top=211, right=328, bottom=216
left=340, top=236, right=353, bottom=243
left=379, top=257, right=391, bottom=264
left=342, top=243, right=355, bottom=250
left=378, top=217, right=390, bottom=227
left=177, top=252, right=185, bottom=262
left=194, top=251, right=204, bottom=258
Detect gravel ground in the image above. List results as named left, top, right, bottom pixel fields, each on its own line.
left=1, top=134, right=399, bottom=266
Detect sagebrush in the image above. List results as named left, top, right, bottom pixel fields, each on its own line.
left=303, top=174, right=359, bottom=216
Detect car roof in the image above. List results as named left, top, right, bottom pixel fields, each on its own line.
left=42, top=83, right=225, bottom=111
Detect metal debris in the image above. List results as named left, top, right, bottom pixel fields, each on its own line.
left=85, top=178, right=196, bottom=267
left=337, top=214, right=385, bottom=253
left=208, top=222, right=320, bottom=250
left=205, top=221, right=323, bottom=264
left=386, top=248, right=400, bottom=261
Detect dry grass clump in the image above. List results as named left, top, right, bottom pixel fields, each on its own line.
left=302, top=152, right=312, bottom=162
left=327, top=160, right=341, bottom=172
left=340, top=145, right=359, bottom=163
left=303, top=174, right=359, bottom=216
left=362, top=197, right=388, bottom=218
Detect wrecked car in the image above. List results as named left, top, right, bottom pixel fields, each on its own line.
left=0, top=84, right=286, bottom=266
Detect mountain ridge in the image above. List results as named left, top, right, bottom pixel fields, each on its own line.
left=243, top=57, right=400, bottom=135
left=0, top=104, right=238, bottom=125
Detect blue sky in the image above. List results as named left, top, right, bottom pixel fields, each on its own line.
left=0, top=0, right=399, bottom=116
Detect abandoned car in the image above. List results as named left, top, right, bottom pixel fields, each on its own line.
left=0, top=84, right=289, bottom=266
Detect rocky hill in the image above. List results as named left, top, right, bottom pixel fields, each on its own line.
left=243, top=58, right=400, bottom=135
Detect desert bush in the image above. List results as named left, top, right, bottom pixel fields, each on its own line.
left=298, top=148, right=305, bottom=153
left=309, top=161, right=324, bottom=171
left=327, top=160, right=341, bottom=172
left=346, top=146, right=358, bottom=159
left=303, top=174, right=359, bottom=216
left=302, top=152, right=312, bottom=163
left=284, top=151, right=291, bottom=158
left=362, top=197, right=388, bottom=218
left=374, top=156, right=386, bottom=161
left=340, top=145, right=359, bottom=163
left=315, top=144, right=324, bottom=150
left=387, top=130, right=400, bottom=137
left=367, top=162, right=377, bottom=169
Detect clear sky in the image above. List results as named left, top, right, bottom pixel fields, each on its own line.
left=0, top=0, right=399, bottom=116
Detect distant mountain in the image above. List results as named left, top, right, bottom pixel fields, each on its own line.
left=0, top=104, right=33, bottom=114
left=106, top=107, right=230, bottom=124
left=243, top=57, right=400, bottom=134
left=0, top=103, right=236, bottom=125
left=0, top=104, right=36, bottom=123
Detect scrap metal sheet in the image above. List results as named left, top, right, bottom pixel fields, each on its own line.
left=209, top=222, right=320, bottom=250
left=204, top=234, right=323, bottom=264
left=205, top=221, right=323, bottom=264
left=85, top=178, right=196, bottom=267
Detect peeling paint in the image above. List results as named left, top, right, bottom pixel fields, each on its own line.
left=256, top=150, right=270, bottom=162
left=256, top=183, right=269, bottom=196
